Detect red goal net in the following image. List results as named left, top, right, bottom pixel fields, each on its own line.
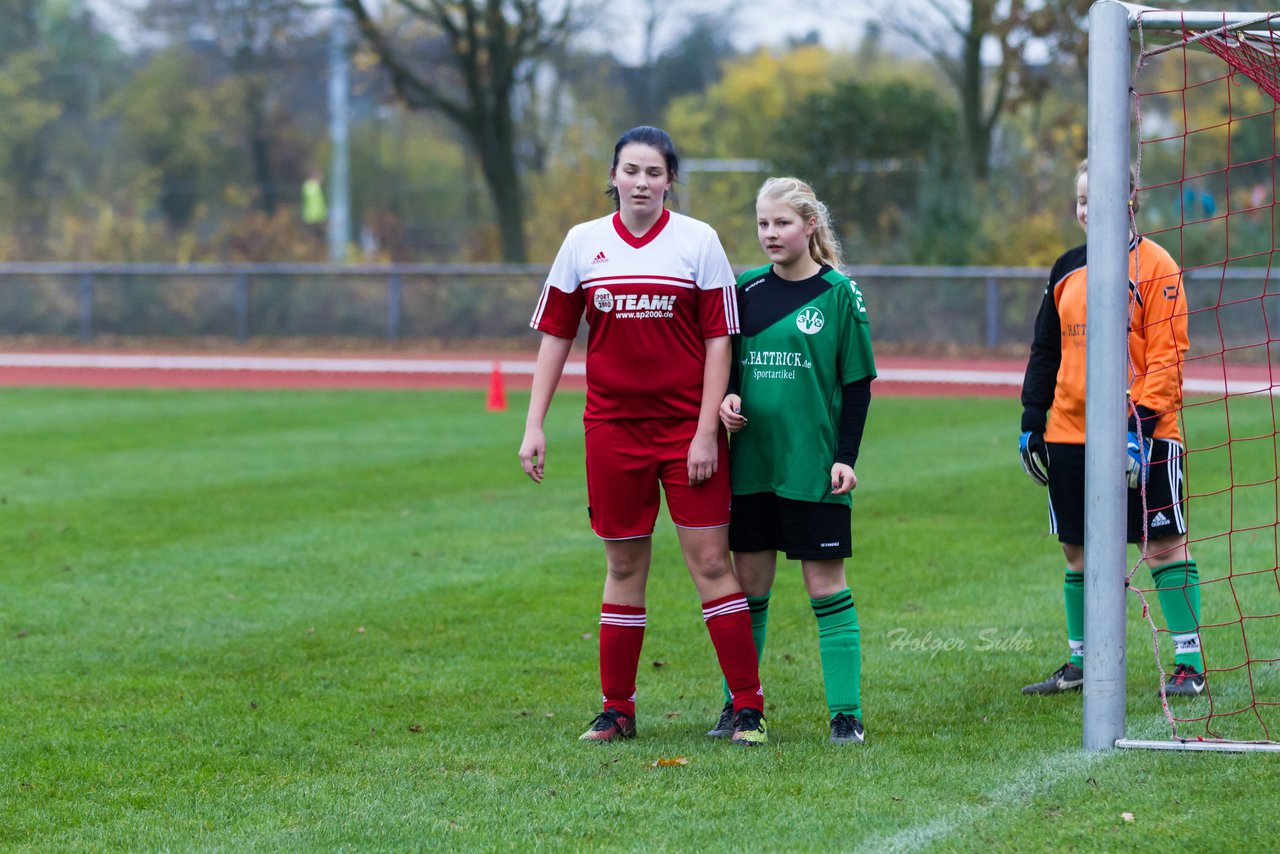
left=1130, top=11, right=1280, bottom=743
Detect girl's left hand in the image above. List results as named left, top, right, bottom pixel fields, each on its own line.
left=687, top=431, right=718, bottom=486
left=831, top=463, right=857, bottom=495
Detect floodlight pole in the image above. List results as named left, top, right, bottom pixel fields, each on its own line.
left=1083, top=0, right=1131, bottom=752
left=328, top=4, right=352, bottom=262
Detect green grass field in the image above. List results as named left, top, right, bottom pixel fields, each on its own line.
left=3, top=387, right=1280, bottom=851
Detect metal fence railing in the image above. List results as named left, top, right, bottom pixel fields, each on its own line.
left=0, top=262, right=1271, bottom=353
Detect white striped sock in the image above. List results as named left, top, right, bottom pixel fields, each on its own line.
left=702, top=596, right=748, bottom=622
left=600, top=612, right=646, bottom=628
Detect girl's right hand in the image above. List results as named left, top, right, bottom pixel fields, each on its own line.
left=719, top=394, right=746, bottom=433
left=519, top=427, right=547, bottom=483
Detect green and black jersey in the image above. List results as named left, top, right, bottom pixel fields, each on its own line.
left=729, top=264, right=876, bottom=506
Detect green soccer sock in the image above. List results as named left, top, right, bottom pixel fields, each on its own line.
left=1151, top=560, right=1203, bottom=671
left=811, top=588, right=861, bottom=719
left=722, top=593, right=771, bottom=705
left=1064, top=570, right=1085, bottom=667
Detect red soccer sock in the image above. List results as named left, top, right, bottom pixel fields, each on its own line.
left=702, top=593, right=764, bottom=714
left=599, top=603, right=646, bottom=718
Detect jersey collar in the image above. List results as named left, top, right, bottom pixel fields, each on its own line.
left=612, top=209, right=671, bottom=249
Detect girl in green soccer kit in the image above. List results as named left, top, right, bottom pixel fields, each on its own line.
left=711, top=177, right=877, bottom=744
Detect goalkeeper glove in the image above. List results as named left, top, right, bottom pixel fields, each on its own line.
left=1126, top=431, right=1153, bottom=489
left=1019, top=431, right=1049, bottom=486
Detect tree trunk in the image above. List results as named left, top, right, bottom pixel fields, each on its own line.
left=470, top=86, right=526, bottom=262
left=960, top=16, right=990, bottom=181
left=244, top=73, right=277, bottom=214
left=473, top=128, right=527, bottom=262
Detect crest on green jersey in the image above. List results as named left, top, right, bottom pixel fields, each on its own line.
left=796, top=307, right=825, bottom=334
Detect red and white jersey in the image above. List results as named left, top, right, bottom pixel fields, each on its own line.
left=530, top=209, right=739, bottom=421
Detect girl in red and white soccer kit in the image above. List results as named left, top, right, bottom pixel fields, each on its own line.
left=519, top=126, right=766, bottom=746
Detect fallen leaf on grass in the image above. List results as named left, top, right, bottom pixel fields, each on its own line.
left=15, top=629, right=28, bottom=638
left=408, top=724, right=423, bottom=733
left=544, top=712, right=554, bottom=718
left=652, top=660, right=667, bottom=668
left=357, top=626, right=365, bottom=634
left=665, top=711, right=681, bottom=718
left=649, top=756, right=689, bottom=767
left=1121, top=812, right=1135, bottom=823
left=581, top=633, right=593, bottom=641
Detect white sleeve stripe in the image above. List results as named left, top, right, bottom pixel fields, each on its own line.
left=722, top=284, right=740, bottom=333
left=530, top=283, right=552, bottom=328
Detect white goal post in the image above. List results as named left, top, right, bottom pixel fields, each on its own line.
left=1085, top=0, right=1280, bottom=753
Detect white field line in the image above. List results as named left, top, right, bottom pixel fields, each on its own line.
left=0, top=353, right=1274, bottom=394
left=0, top=352, right=565, bottom=375
left=853, top=749, right=1108, bottom=854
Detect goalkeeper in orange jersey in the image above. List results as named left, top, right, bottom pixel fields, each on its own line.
left=1018, top=159, right=1205, bottom=697
left=710, top=177, right=876, bottom=744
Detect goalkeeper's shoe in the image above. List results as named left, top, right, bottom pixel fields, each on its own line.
left=706, top=702, right=734, bottom=738
left=578, top=708, right=636, bottom=742
left=730, top=707, right=768, bottom=747
left=829, top=712, right=865, bottom=745
left=1021, top=662, right=1084, bottom=695
left=1162, top=664, right=1207, bottom=697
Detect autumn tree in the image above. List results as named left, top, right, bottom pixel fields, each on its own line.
left=341, top=0, right=580, bottom=263
left=771, top=78, right=959, bottom=260
left=0, top=0, right=122, bottom=251
left=891, top=0, right=1091, bottom=180
left=663, top=45, right=845, bottom=243
left=138, top=0, right=323, bottom=215
left=106, top=50, right=229, bottom=230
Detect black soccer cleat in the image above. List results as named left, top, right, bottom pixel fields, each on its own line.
left=1161, top=663, right=1207, bottom=697
left=1021, top=662, right=1084, bottom=695
left=706, top=702, right=734, bottom=738
left=578, top=708, right=636, bottom=742
left=829, top=712, right=865, bottom=745
left=730, top=707, right=768, bottom=746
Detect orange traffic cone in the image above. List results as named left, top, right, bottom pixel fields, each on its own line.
left=486, top=361, right=507, bottom=412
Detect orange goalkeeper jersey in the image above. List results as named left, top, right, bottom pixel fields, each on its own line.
left=1020, top=236, right=1187, bottom=445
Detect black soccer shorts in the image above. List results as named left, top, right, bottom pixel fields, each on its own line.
left=1046, top=439, right=1187, bottom=545
left=728, top=491, right=853, bottom=560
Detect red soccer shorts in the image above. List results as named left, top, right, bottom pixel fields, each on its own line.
left=583, top=418, right=731, bottom=540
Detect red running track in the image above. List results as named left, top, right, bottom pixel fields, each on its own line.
left=0, top=351, right=1273, bottom=398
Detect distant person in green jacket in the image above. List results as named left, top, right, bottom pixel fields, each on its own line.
left=301, top=170, right=328, bottom=239
left=708, top=176, right=877, bottom=745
